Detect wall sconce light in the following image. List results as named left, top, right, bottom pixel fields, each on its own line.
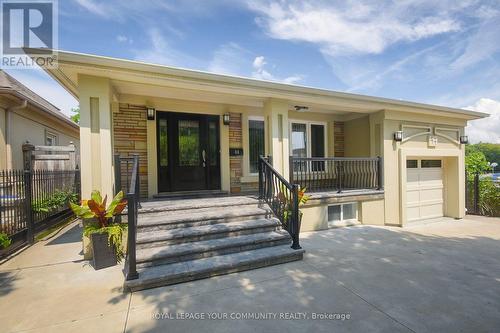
left=223, top=113, right=231, bottom=125
left=393, top=131, right=403, bottom=142
left=147, top=107, right=155, bottom=121
left=460, top=135, right=468, bottom=144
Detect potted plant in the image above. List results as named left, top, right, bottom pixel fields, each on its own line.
left=70, top=190, right=127, bottom=270
left=278, top=185, right=309, bottom=226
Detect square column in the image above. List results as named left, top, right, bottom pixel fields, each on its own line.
left=264, top=99, right=289, bottom=180
left=78, top=74, right=114, bottom=200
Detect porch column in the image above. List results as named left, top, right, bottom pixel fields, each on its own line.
left=78, top=74, right=114, bottom=200
left=264, top=99, right=290, bottom=180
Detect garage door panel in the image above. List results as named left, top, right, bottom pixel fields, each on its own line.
left=420, top=188, right=443, bottom=201
left=406, top=159, right=444, bottom=223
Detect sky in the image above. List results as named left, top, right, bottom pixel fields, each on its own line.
left=6, top=0, right=500, bottom=143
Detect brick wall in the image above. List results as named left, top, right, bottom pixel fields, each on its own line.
left=229, top=112, right=242, bottom=193
left=113, top=104, right=148, bottom=198
left=334, top=121, right=345, bottom=157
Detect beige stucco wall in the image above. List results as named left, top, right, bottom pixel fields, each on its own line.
left=0, top=107, right=6, bottom=170
left=382, top=110, right=466, bottom=226
left=344, top=116, right=371, bottom=157
left=9, top=111, right=79, bottom=169
left=0, top=97, right=79, bottom=170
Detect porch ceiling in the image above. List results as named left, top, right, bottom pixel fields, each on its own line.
left=45, top=50, right=488, bottom=120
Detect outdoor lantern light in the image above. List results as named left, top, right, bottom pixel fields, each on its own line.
left=460, top=135, right=469, bottom=144
left=147, top=107, right=155, bottom=121
left=394, top=131, right=403, bottom=142
left=223, top=113, right=231, bottom=125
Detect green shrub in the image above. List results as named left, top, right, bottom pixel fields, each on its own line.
left=0, top=233, right=11, bottom=249
left=32, top=190, right=78, bottom=213
left=478, top=179, right=500, bottom=217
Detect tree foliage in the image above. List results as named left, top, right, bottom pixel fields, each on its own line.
left=465, top=150, right=490, bottom=176
left=70, top=107, right=80, bottom=124
left=466, top=143, right=500, bottom=166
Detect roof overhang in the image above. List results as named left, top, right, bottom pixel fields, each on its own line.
left=43, top=49, right=489, bottom=121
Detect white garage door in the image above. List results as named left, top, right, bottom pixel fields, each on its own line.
left=406, top=159, right=444, bottom=223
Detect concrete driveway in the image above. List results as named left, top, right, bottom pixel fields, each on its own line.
left=1, top=215, right=499, bottom=333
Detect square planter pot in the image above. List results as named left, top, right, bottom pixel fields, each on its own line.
left=81, top=218, right=127, bottom=260
left=91, top=232, right=117, bottom=270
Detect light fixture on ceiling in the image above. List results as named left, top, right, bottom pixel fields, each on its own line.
left=294, top=105, right=309, bottom=112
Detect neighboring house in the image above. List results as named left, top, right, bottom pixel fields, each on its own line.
left=45, top=51, right=488, bottom=228
left=0, top=70, right=80, bottom=170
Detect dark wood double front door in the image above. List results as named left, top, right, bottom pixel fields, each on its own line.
left=157, top=112, right=221, bottom=192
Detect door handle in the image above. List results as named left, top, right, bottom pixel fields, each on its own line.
left=202, top=149, right=206, bottom=167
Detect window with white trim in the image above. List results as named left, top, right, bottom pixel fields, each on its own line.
left=248, top=118, right=265, bottom=174
left=45, top=131, right=58, bottom=146
left=328, top=203, right=358, bottom=222
left=290, top=121, right=327, bottom=171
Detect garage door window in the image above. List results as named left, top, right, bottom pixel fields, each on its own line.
left=328, top=203, right=358, bottom=222
left=406, top=160, right=418, bottom=168
left=421, top=160, right=442, bottom=168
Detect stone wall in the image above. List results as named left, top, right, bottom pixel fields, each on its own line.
left=334, top=121, right=345, bottom=157
left=229, top=112, right=243, bottom=193
left=113, top=104, right=148, bottom=198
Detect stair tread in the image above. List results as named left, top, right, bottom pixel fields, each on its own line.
left=138, top=196, right=260, bottom=213
left=137, top=205, right=268, bottom=226
left=126, top=245, right=304, bottom=289
left=136, top=219, right=279, bottom=243
left=137, top=231, right=290, bottom=262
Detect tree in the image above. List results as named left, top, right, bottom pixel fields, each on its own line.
left=70, top=107, right=80, bottom=124
left=466, top=143, right=500, bottom=166
left=465, top=150, right=491, bottom=176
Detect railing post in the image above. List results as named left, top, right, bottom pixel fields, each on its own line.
left=291, top=184, right=301, bottom=250
left=336, top=161, right=343, bottom=193
left=132, top=154, right=141, bottom=209
left=377, top=156, right=383, bottom=190
left=114, top=154, right=121, bottom=196
left=289, top=156, right=294, bottom=183
left=258, top=156, right=263, bottom=199
left=126, top=194, right=138, bottom=280
left=473, top=172, right=479, bottom=214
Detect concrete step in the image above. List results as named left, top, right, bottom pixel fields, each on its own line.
left=137, top=206, right=269, bottom=231
left=137, top=196, right=260, bottom=214
left=125, top=245, right=305, bottom=291
left=136, top=231, right=291, bottom=268
left=136, top=219, right=280, bottom=249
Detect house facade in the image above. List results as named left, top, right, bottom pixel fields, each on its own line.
left=45, top=51, right=487, bottom=228
left=0, top=70, right=80, bottom=170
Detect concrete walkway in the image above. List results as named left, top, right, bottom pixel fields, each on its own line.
left=1, top=215, right=500, bottom=332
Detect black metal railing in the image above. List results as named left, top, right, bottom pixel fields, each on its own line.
left=0, top=168, right=80, bottom=255
left=289, top=156, right=382, bottom=193
left=258, top=156, right=301, bottom=249
left=114, top=154, right=140, bottom=280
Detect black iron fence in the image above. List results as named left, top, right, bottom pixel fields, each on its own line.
left=0, top=168, right=80, bottom=254
left=289, top=156, right=382, bottom=192
left=466, top=171, right=500, bottom=217
left=258, top=156, right=301, bottom=249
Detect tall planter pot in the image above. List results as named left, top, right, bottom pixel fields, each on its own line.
left=91, top=232, right=117, bottom=270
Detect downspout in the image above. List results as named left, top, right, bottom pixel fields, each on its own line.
left=5, top=99, right=28, bottom=169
